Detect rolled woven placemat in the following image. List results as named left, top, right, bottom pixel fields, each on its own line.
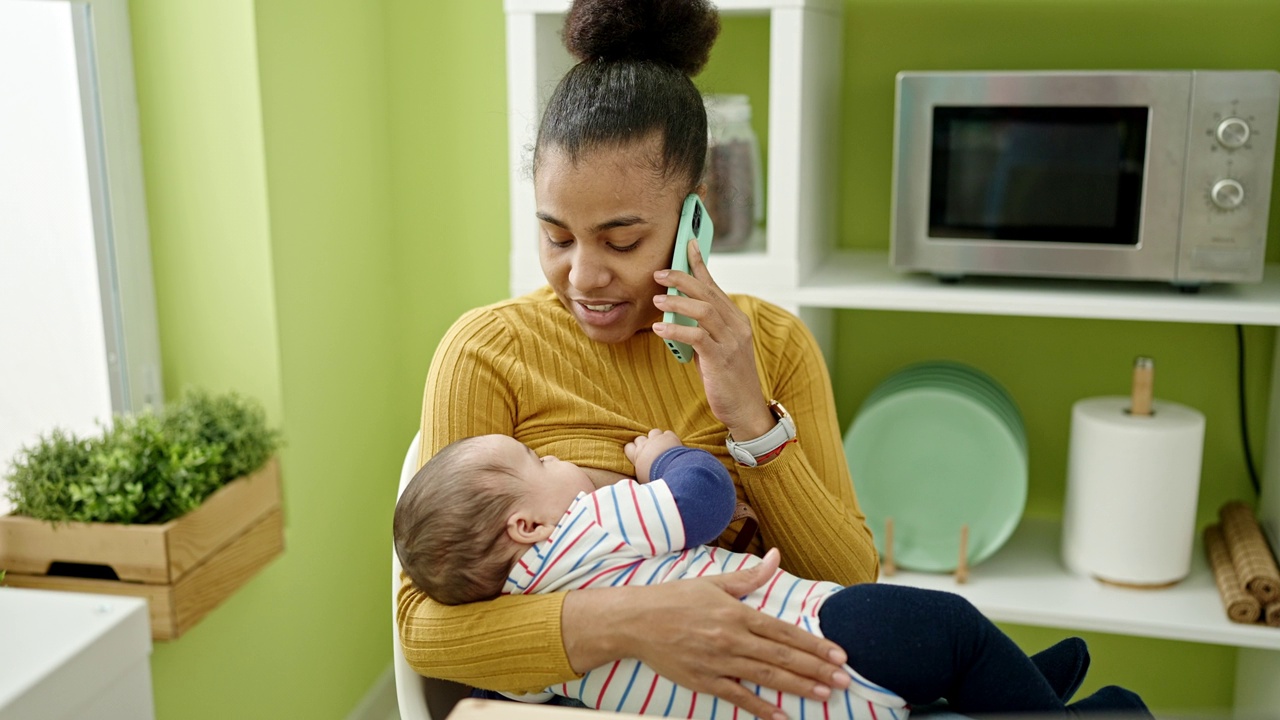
left=1267, top=601, right=1280, bottom=628
left=1219, top=501, right=1280, bottom=604
left=1205, top=524, right=1262, bottom=624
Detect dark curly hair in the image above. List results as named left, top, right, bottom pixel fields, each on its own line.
left=393, top=437, right=524, bottom=606
left=534, top=0, right=722, bottom=190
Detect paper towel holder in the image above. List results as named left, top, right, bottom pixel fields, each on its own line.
left=1098, top=357, right=1175, bottom=589
left=1062, top=353, right=1206, bottom=589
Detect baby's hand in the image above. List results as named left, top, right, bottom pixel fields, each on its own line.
left=624, top=429, right=683, bottom=483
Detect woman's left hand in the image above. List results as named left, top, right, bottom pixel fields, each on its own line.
left=652, top=237, right=776, bottom=441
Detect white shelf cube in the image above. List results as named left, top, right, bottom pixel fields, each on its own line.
left=505, top=0, right=843, bottom=298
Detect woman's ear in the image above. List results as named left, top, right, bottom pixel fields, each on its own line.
left=694, top=182, right=708, bottom=201
left=507, top=512, right=554, bottom=545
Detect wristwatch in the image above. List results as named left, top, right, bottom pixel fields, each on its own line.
left=725, top=400, right=797, bottom=467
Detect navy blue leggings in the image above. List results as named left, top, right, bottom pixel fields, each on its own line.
left=817, top=583, right=1068, bottom=713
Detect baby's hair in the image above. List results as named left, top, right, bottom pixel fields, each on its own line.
left=393, top=437, right=524, bottom=605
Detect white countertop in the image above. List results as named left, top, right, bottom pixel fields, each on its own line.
left=0, top=587, right=154, bottom=720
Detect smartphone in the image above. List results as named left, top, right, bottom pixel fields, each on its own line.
left=663, top=194, right=715, bottom=363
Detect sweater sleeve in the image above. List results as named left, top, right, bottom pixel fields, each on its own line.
left=650, top=446, right=736, bottom=548
left=397, top=307, right=580, bottom=692
left=737, top=301, right=880, bottom=586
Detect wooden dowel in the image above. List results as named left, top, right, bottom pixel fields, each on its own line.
left=882, top=518, right=896, bottom=577
left=1129, top=356, right=1154, bottom=417
left=955, top=525, right=970, bottom=584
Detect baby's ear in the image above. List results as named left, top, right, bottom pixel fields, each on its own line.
left=506, top=512, right=554, bottom=545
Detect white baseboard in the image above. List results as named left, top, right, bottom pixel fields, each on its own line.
left=347, top=663, right=398, bottom=720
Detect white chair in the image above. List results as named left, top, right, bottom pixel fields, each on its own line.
left=392, top=431, right=470, bottom=720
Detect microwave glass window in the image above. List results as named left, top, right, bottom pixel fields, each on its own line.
left=928, top=107, right=1149, bottom=245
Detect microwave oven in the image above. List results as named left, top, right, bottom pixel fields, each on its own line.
left=891, top=70, right=1280, bottom=288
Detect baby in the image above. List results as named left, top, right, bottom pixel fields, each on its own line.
left=393, top=430, right=1152, bottom=718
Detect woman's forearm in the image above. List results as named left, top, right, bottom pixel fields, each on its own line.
left=396, top=574, right=579, bottom=693
left=561, top=586, right=633, bottom=673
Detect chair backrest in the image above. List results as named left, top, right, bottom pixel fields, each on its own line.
left=392, top=431, right=470, bottom=720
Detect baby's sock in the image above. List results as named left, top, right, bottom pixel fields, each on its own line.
left=1029, top=637, right=1090, bottom=703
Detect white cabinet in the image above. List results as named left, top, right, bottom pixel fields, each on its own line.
left=504, top=0, right=1280, bottom=712
left=0, top=588, right=154, bottom=720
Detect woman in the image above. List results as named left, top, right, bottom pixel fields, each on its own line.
left=396, top=1, right=878, bottom=717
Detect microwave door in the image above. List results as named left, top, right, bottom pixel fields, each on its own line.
left=928, top=106, right=1148, bottom=248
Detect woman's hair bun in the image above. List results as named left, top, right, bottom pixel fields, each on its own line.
left=563, top=0, right=721, bottom=76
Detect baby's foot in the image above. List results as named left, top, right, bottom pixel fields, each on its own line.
left=1030, top=637, right=1090, bottom=702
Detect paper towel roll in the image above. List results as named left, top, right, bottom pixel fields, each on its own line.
left=1062, top=396, right=1205, bottom=586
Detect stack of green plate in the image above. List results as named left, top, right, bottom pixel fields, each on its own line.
left=844, top=361, right=1027, bottom=573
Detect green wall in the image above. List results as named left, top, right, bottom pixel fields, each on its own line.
left=129, top=1, right=295, bottom=716
left=386, top=0, right=512, bottom=393
left=123, top=0, right=1276, bottom=716
left=130, top=0, right=416, bottom=717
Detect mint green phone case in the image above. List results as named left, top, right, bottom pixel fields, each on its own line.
left=664, top=194, right=715, bottom=363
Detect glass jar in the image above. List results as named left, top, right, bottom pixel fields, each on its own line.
left=703, top=94, right=763, bottom=252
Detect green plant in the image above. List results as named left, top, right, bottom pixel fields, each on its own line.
left=4, top=390, right=282, bottom=525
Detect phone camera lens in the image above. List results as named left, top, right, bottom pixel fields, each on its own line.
left=692, top=206, right=702, bottom=235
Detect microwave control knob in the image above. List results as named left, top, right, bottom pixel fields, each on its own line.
left=1210, top=179, right=1245, bottom=209
left=1216, top=117, right=1251, bottom=149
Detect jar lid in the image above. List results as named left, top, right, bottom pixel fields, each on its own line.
left=704, top=94, right=752, bottom=124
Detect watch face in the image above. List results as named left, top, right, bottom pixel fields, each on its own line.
left=769, top=402, right=797, bottom=439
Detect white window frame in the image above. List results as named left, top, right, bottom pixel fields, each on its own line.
left=1, top=0, right=161, bottom=514
left=11, top=0, right=162, bottom=413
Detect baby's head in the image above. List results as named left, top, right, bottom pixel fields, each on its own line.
left=393, top=434, right=595, bottom=605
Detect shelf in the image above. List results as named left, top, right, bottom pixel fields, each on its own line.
left=792, top=250, right=1280, bottom=326
left=879, top=517, right=1280, bottom=651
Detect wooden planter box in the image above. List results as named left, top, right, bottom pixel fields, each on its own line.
left=0, top=458, right=284, bottom=640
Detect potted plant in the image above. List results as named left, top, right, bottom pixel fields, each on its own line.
left=0, top=390, right=284, bottom=640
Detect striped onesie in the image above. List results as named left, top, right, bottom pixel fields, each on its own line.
left=501, top=447, right=909, bottom=720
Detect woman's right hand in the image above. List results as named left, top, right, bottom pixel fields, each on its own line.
left=562, top=549, right=851, bottom=720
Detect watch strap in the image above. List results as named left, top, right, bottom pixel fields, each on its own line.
left=726, top=401, right=797, bottom=467
left=749, top=438, right=796, bottom=466
left=728, top=501, right=759, bottom=553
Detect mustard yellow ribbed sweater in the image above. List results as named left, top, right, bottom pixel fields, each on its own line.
left=397, top=286, right=878, bottom=692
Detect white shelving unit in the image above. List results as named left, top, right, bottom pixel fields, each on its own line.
left=505, top=0, right=843, bottom=298
left=504, top=1, right=1280, bottom=714
left=801, top=251, right=1280, bottom=325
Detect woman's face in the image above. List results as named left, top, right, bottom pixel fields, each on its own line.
left=535, top=137, right=687, bottom=344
